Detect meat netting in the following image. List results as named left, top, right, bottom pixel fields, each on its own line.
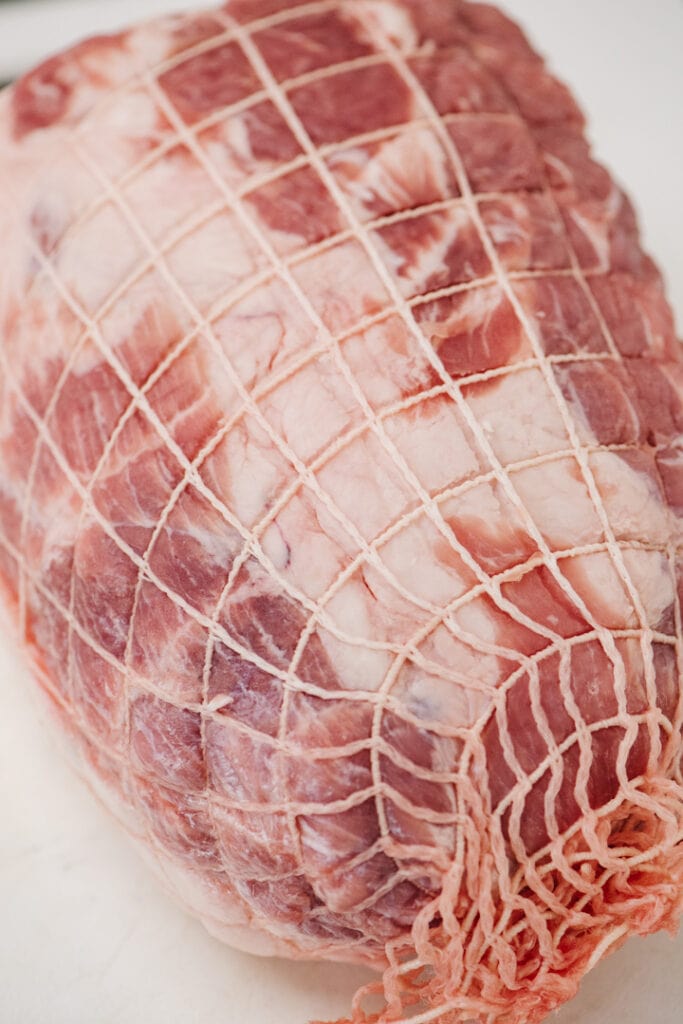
left=0, top=2, right=681, bottom=1023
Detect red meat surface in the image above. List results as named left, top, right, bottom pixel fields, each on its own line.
left=0, top=3, right=681, bottom=1022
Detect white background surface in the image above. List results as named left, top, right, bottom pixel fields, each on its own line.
left=1, top=2, right=682, bottom=1022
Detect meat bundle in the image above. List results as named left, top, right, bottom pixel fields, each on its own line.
left=0, top=2, right=681, bottom=1022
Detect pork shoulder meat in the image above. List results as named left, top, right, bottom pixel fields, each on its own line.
left=0, top=2, right=681, bottom=1022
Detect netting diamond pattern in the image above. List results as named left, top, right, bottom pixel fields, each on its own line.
left=0, top=3, right=682, bottom=1023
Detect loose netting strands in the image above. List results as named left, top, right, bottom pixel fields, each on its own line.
left=314, top=780, right=683, bottom=1023
left=0, top=1, right=682, bottom=1023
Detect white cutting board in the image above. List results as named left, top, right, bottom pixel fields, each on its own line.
left=1, top=1, right=682, bottom=1022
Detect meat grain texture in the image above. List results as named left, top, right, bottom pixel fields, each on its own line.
left=0, top=2, right=682, bottom=1022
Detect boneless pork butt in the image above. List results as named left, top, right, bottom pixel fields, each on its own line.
left=0, top=2, right=681, bottom=1022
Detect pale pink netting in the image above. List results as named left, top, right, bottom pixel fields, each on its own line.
left=0, top=3, right=681, bottom=1023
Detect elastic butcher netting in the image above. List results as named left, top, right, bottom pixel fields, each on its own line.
left=0, top=2, right=681, bottom=1023
left=321, top=779, right=683, bottom=1023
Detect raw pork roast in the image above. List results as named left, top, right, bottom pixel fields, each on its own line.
left=1, top=2, right=682, bottom=1021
